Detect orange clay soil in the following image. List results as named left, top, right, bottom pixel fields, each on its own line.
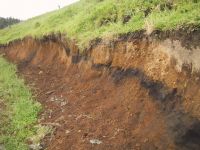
left=1, top=29, right=200, bottom=150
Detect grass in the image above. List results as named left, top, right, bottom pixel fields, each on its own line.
left=0, top=0, right=200, bottom=49
left=0, top=56, right=41, bottom=150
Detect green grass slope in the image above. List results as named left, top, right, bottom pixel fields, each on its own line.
left=0, top=0, right=200, bottom=49
left=0, top=56, right=41, bottom=150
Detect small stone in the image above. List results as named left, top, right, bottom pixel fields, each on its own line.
left=89, top=139, right=102, bottom=145
left=29, top=143, right=42, bottom=150
left=50, top=97, right=55, bottom=101
left=0, top=144, right=5, bottom=150
left=39, top=71, right=43, bottom=75
left=65, top=130, right=70, bottom=134
left=136, top=143, right=140, bottom=147
left=61, top=101, right=67, bottom=106
left=144, top=138, right=149, bottom=143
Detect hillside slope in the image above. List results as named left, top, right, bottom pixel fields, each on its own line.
left=0, top=0, right=199, bottom=48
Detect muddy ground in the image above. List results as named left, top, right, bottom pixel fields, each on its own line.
left=1, top=29, right=200, bottom=150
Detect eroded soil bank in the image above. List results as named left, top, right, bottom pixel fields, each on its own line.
left=1, top=29, right=200, bottom=150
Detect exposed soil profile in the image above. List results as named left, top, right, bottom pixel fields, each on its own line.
left=1, top=29, right=200, bottom=150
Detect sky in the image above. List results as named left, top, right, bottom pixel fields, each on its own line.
left=0, top=0, right=79, bottom=20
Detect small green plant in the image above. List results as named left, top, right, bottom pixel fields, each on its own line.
left=34, top=22, right=40, bottom=28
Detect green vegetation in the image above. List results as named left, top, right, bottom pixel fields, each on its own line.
left=0, top=0, right=199, bottom=49
left=0, top=56, right=41, bottom=150
left=0, top=17, right=20, bottom=29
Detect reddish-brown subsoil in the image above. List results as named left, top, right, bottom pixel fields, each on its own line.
left=1, top=30, right=200, bottom=150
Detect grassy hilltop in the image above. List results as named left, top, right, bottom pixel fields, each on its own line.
left=0, top=0, right=200, bottom=48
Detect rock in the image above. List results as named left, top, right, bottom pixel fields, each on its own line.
left=61, top=101, right=67, bottom=106
left=136, top=143, right=140, bottom=147
left=89, top=139, right=102, bottom=145
left=38, top=71, right=43, bottom=75
left=144, top=138, right=149, bottom=143
left=65, top=130, right=70, bottom=134
left=29, top=143, right=42, bottom=150
left=0, top=144, right=5, bottom=150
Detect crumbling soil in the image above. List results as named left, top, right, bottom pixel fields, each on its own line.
left=1, top=29, right=200, bottom=150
